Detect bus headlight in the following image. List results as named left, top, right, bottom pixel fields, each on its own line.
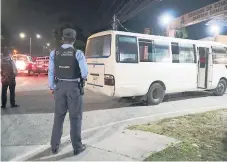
left=104, top=74, right=115, bottom=86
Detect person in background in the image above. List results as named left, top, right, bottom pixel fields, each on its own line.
left=48, top=28, right=88, bottom=155
left=1, top=49, right=19, bottom=108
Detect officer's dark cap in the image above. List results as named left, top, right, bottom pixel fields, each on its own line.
left=62, top=28, right=77, bottom=39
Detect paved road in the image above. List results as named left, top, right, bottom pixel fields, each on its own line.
left=2, top=75, right=132, bottom=115
left=14, top=74, right=49, bottom=92
left=1, top=75, right=227, bottom=161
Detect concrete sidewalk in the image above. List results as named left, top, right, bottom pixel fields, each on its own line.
left=18, top=107, right=227, bottom=161
left=30, top=128, right=180, bottom=161
left=7, top=93, right=227, bottom=161
left=27, top=106, right=225, bottom=161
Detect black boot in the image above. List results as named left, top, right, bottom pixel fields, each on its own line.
left=1, top=106, right=6, bottom=109
left=51, top=148, right=59, bottom=154
left=74, top=144, right=86, bottom=155
left=11, top=104, right=19, bottom=108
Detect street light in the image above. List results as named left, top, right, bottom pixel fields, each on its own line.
left=19, top=33, right=42, bottom=56
left=19, top=33, right=26, bottom=39
left=160, top=13, right=174, bottom=26
left=209, top=25, right=221, bottom=35
left=46, top=43, right=50, bottom=47
left=159, top=13, right=174, bottom=36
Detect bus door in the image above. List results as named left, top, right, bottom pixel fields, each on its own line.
left=197, top=46, right=211, bottom=89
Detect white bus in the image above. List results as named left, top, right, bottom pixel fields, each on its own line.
left=85, top=30, right=227, bottom=105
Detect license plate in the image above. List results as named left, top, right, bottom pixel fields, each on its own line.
left=93, top=76, right=98, bottom=80
left=93, top=76, right=98, bottom=85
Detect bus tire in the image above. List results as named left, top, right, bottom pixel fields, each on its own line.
left=147, top=83, right=165, bottom=105
left=213, top=79, right=227, bottom=96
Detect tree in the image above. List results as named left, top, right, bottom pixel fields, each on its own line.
left=75, top=40, right=85, bottom=51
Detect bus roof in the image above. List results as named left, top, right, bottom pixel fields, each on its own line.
left=88, top=30, right=226, bottom=47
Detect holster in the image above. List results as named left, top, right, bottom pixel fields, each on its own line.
left=54, top=77, right=58, bottom=84
left=78, top=79, right=85, bottom=95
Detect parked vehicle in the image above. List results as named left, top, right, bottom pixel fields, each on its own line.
left=85, top=30, right=227, bottom=105
left=11, top=54, right=37, bottom=76
left=35, top=56, right=49, bottom=75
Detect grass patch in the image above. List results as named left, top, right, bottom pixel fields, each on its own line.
left=129, top=109, right=227, bottom=161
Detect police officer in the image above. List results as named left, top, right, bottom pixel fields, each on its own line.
left=1, top=50, right=19, bottom=109
left=48, top=28, right=88, bottom=155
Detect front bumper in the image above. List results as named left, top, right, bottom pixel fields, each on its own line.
left=35, top=67, right=48, bottom=73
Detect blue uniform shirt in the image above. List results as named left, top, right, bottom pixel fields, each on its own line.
left=48, top=44, right=88, bottom=90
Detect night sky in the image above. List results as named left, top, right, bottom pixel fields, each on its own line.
left=1, top=0, right=222, bottom=55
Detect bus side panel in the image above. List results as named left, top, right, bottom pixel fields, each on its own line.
left=169, top=63, right=197, bottom=92
left=114, top=62, right=198, bottom=97
left=211, top=64, right=227, bottom=89
left=114, top=63, right=145, bottom=97
left=207, top=52, right=214, bottom=89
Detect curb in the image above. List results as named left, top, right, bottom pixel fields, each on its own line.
left=10, top=106, right=224, bottom=161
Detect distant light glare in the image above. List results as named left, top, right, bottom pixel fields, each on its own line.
left=209, top=25, right=221, bottom=35
left=36, top=34, right=41, bottom=39
left=46, top=43, right=50, bottom=46
left=20, top=33, right=26, bottom=38
left=160, top=13, right=174, bottom=26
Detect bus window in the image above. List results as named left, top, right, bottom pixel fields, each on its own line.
left=154, top=40, right=170, bottom=62
left=171, top=42, right=179, bottom=63
left=139, top=39, right=154, bottom=62
left=212, top=46, right=227, bottom=64
left=199, top=47, right=206, bottom=68
left=116, top=35, right=138, bottom=63
left=179, top=43, right=195, bottom=63
left=86, top=35, right=111, bottom=58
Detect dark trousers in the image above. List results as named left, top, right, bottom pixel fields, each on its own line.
left=51, top=81, right=83, bottom=150
left=1, top=79, right=16, bottom=107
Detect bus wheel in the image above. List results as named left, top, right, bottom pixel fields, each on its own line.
left=213, top=79, right=227, bottom=96
left=147, top=83, right=165, bottom=105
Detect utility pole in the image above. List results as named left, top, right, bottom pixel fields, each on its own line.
left=29, top=37, right=32, bottom=56
left=112, top=14, right=118, bottom=31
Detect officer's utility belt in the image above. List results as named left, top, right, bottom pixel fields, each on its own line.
left=55, top=78, right=80, bottom=83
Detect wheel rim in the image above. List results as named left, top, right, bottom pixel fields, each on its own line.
left=217, top=82, right=225, bottom=94
left=152, top=88, right=162, bottom=102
